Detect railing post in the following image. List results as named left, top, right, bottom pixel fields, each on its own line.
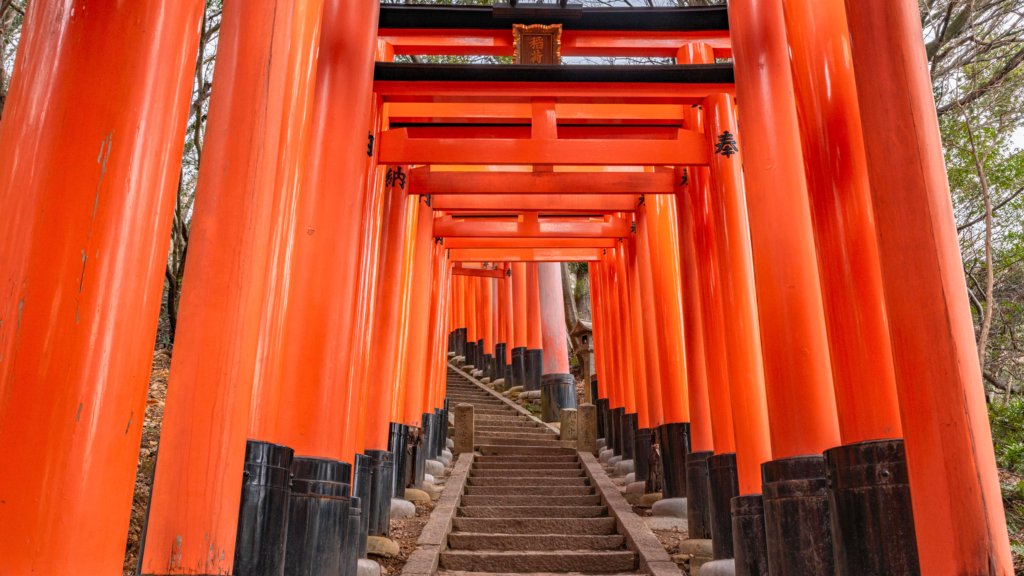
left=577, top=404, right=599, bottom=455
left=560, top=408, right=579, bottom=449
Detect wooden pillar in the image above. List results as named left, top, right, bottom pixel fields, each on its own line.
left=634, top=207, right=664, bottom=429
left=0, top=2, right=203, bottom=572
left=257, top=0, right=380, bottom=469
left=538, top=262, right=570, bottom=375
left=512, top=262, right=529, bottom=350
left=142, top=1, right=320, bottom=572
left=844, top=0, right=1013, bottom=571
left=402, top=199, right=436, bottom=426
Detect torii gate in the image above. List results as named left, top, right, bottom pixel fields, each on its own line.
left=0, top=1, right=1011, bottom=576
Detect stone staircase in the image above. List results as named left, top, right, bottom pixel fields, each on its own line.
left=440, top=368, right=640, bottom=575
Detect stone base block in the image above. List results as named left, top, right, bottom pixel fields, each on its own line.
left=599, top=448, right=615, bottom=462
left=446, top=438, right=455, bottom=450
left=390, top=498, right=415, bottom=518
left=425, top=459, right=445, bottom=477
left=639, top=492, right=663, bottom=508
left=646, top=515, right=688, bottom=532
left=699, top=559, right=735, bottom=576
left=597, top=438, right=607, bottom=449
left=652, top=497, right=688, bottom=518
left=613, top=458, right=635, bottom=476
left=405, top=488, right=430, bottom=503
left=608, top=455, right=623, bottom=466
left=625, top=472, right=635, bottom=484
left=367, top=536, right=400, bottom=558
left=357, top=558, right=382, bottom=576
left=624, top=480, right=646, bottom=505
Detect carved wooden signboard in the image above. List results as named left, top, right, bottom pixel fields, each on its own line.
left=512, top=24, right=562, bottom=65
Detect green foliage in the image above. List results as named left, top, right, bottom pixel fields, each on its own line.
left=990, top=398, right=1024, bottom=473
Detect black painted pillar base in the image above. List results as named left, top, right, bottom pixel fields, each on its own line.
left=421, top=413, right=436, bottom=461
left=541, top=372, right=577, bottom=422
left=434, top=408, right=445, bottom=457
left=610, top=407, right=625, bottom=455
left=524, top=348, right=543, bottom=391
left=234, top=440, right=294, bottom=576
left=352, top=454, right=372, bottom=558
left=408, top=426, right=426, bottom=488
left=686, top=450, right=714, bottom=539
left=344, top=496, right=362, bottom=575
left=589, top=375, right=599, bottom=405
left=825, top=439, right=920, bottom=576
left=482, top=353, right=494, bottom=379
left=494, top=343, right=507, bottom=384
left=621, top=412, right=637, bottom=460
left=634, top=427, right=653, bottom=482
left=364, top=450, right=394, bottom=537
left=708, top=452, right=739, bottom=560
left=762, top=455, right=834, bottom=575
left=465, top=341, right=478, bottom=369
left=285, top=457, right=352, bottom=575
left=511, top=346, right=527, bottom=389
left=595, top=398, right=608, bottom=440
left=388, top=423, right=408, bottom=499
left=476, top=339, right=484, bottom=370
left=658, top=422, right=691, bottom=499
left=732, top=494, right=770, bottom=576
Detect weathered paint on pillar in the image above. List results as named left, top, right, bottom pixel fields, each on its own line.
left=703, top=94, right=774, bottom=494
left=512, top=262, right=529, bottom=349
left=263, top=0, right=381, bottom=467
left=0, top=2, right=203, bottom=572
left=845, top=0, right=1013, bottom=570
left=142, top=1, right=316, bottom=572
left=781, top=0, right=903, bottom=444
left=538, top=262, right=570, bottom=374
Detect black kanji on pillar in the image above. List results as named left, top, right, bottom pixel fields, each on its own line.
left=714, top=131, right=739, bottom=157
left=386, top=166, right=407, bottom=190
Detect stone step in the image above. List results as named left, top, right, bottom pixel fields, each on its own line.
left=447, top=533, right=625, bottom=551
left=478, top=445, right=576, bottom=456
left=471, top=468, right=583, bottom=478
left=475, top=454, right=578, bottom=463
left=474, top=425, right=548, bottom=433
left=439, top=550, right=636, bottom=573
left=476, top=432, right=558, bottom=441
left=460, top=494, right=602, bottom=507
left=439, top=572, right=641, bottom=576
left=464, top=485, right=594, bottom=497
left=475, top=438, right=565, bottom=448
left=451, top=517, right=617, bottom=535
left=467, top=477, right=590, bottom=487
left=472, top=461, right=579, bottom=470
left=457, top=505, right=606, bottom=518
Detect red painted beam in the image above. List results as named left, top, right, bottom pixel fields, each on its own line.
left=374, top=81, right=734, bottom=104
left=431, top=193, right=640, bottom=212
left=450, top=247, right=603, bottom=262
left=445, top=237, right=618, bottom=249
left=435, top=213, right=630, bottom=238
left=378, top=29, right=731, bottom=59
left=387, top=102, right=688, bottom=125
left=411, top=168, right=673, bottom=195
left=379, top=127, right=708, bottom=165
left=452, top=265, right=507, bottom=279
left=403, top=125, right=682, bottom=140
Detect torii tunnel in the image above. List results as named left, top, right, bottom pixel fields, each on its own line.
left=0, top=1, right=1013, bottom=575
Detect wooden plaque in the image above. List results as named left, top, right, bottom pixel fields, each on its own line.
left=513, top=24, right=562, bottom=65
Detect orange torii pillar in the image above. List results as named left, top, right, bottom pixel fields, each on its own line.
left=479, top=277, right=495, bottom=381
left=845, top=1, right=1013, bottom=572
left=0, top=3, right=202, bottom=573
left=465, top=276, right=479, bottom=370
left=782, top=0, right=917, bottom=572
left=610, top=243, right=641, bottom=465
left=589, top=262, right=611, bottom=444
left=402, top=199, right=437, bottom=488
left=647, top=194, right=694, bottom=501
left=537, top=262, right=576, bottom=422
left=141, top=2, right=324, bottom=575
left=451, top=274, right=467, bottom=358
left=358, top=165, right=416, bottom=509
left=593, top=258, right=623, bottom=453
left=422, top=235, right=451, bottom=465
left=729, top=0, right=845, bottom=571
left=253, top=1, right=381, bottom=571
left=631, top=208, right=663, bottom=488
left=701, top=95, right=776, bottom=564
left=676, top=43, right=733, bottom=543
left=524, top=263, right=545, bottom=392
left=494, top=266, right=514, bottom=390
left=511, top=262, right=530, bottom=390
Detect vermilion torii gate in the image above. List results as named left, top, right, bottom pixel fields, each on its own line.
left=0, top=1, right=1012, bottom=576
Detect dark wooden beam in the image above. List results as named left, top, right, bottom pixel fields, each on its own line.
left=378, top=5, right=729, bottom=32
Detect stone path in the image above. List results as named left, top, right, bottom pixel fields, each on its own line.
left=439, top=368, right=641, bottom=575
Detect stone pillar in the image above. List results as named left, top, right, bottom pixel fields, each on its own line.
left=577, top=404, right=599, bottom=454
left=454, top=403, right=475, bottom=454
left=560, top=408, right=579, bottom=449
